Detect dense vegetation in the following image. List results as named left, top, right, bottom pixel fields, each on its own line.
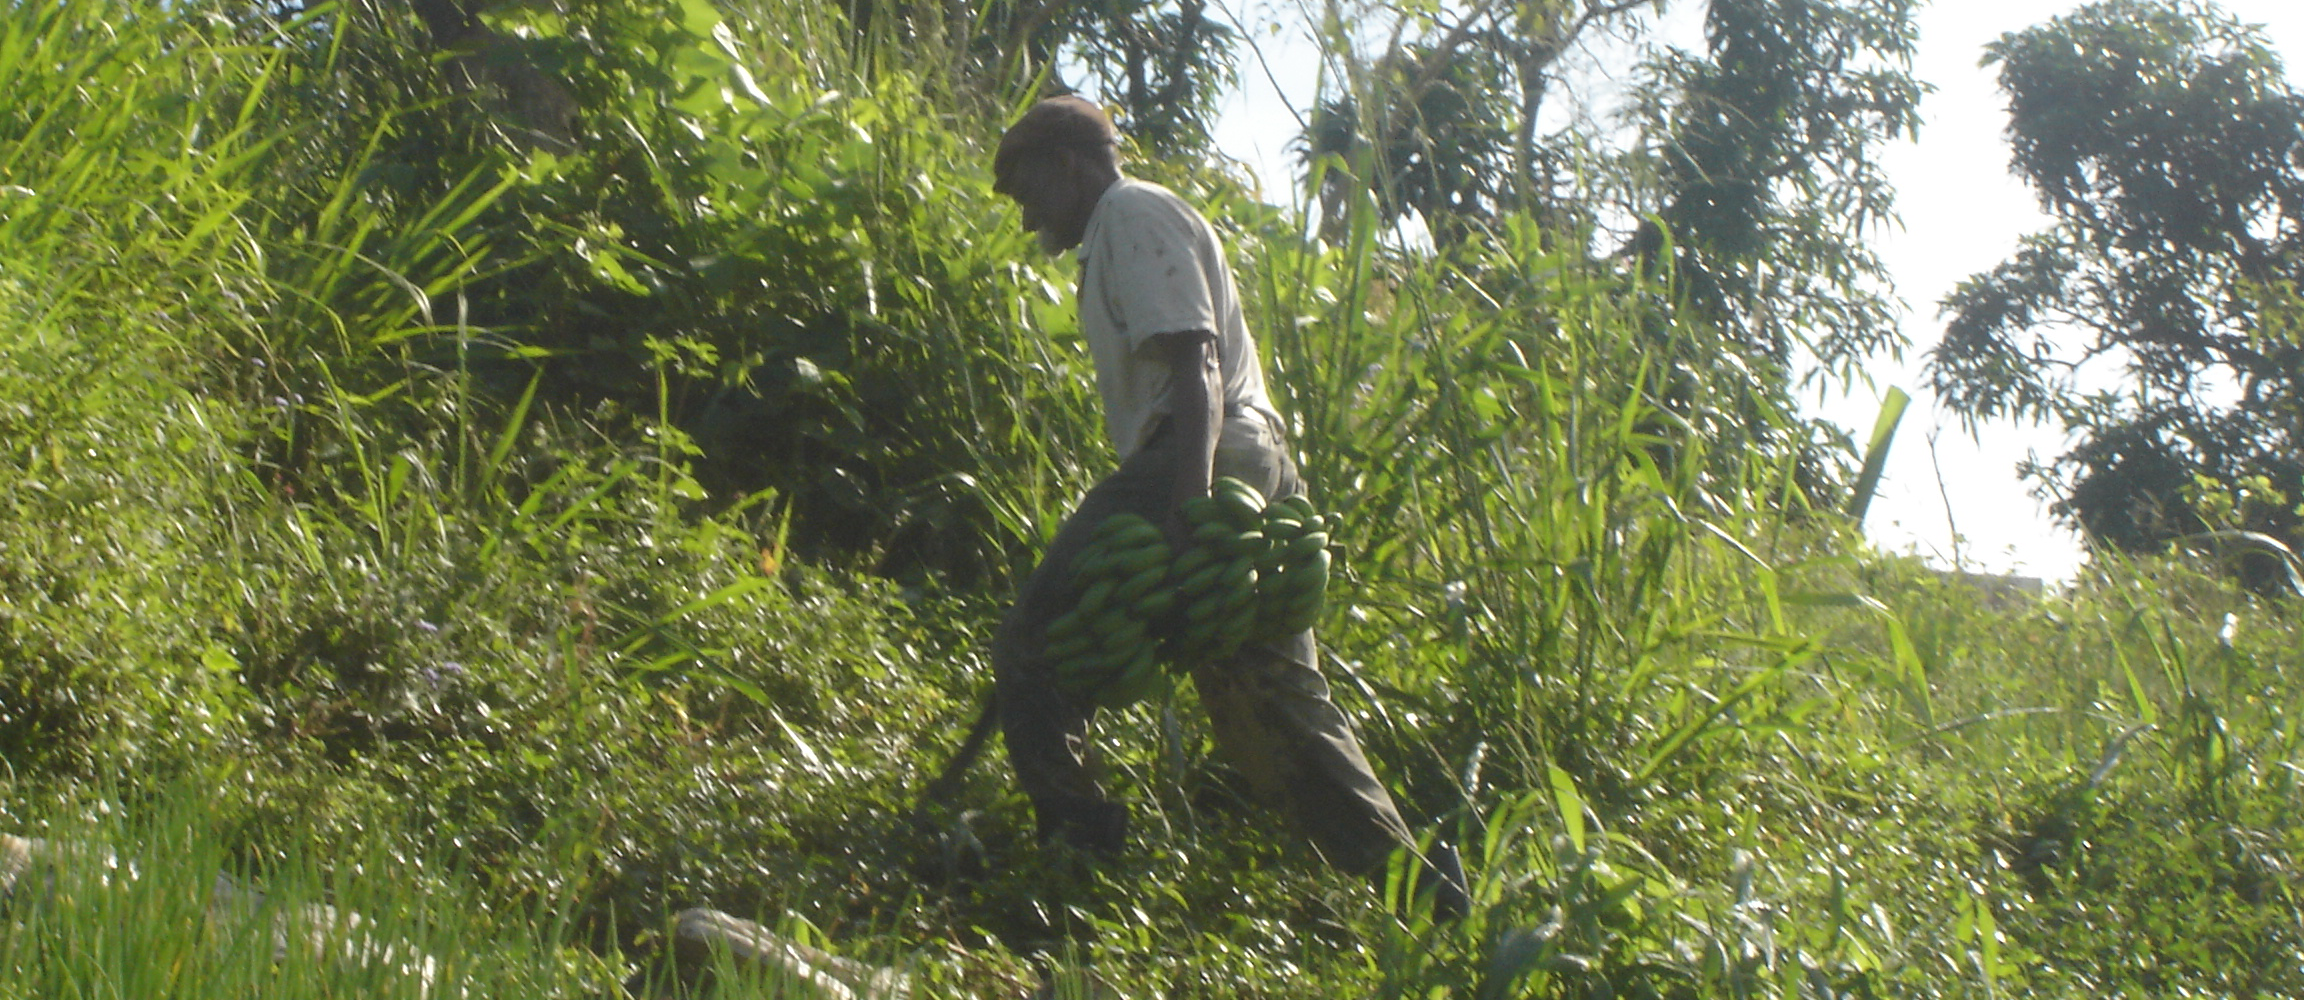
left=1931, top=0, right=2304, bottom=585
left=1, top=0, right=2297, bottom=996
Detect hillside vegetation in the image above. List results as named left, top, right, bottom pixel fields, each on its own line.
left=0, top=0, right=2297, bottom=996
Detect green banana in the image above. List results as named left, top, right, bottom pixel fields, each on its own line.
left=1177, top=615, right=1219, bottom=649
left=1112, top=561, right=1169, bottom=603
left=1106, top=539, right=1170, bottom=576
left=1219, top=569, right=1259, bottom=614
left=1302, top=546, right=1332, bottom=580
left=1191, top=520, right=1239, bottom=545
left=1080, top=644, right=1131, bottom=675
left=1284, top=590, right=1325, bottom=628
left=1044, top=488, right=1345, bottom=681
left=1097, top=647, right=1166, bottom=708
left=1219, top=530, right=1268, bottom=558
left=1052, top=656, right=1102, bottom=695
left=1093, top=512, right=1154, bottom=542
left=1175, top=560, right=1231, bottom=599
left=1215, top=496, right=1262, bottom=532
left=1105, top=521, right=1165, bottom=552
left=1171, top=545, right=1217, bottom=577
left=1280, top=532, right=1329, bottom=562
left=1046, top=631, right=1098, bottom=662
left=1184, top=590, right=1228, bottom=624
left=1069, top=540, right=1114, bottom=581
left=1213, top=475, right=1266, bottom=507
left=1093, top=609, right=1146, bottom=647
left=1252, top=569, right=1306, bottom=606
left=1181, top=495, right=1226, bottom=526
left=1131, top=587, right=1177, bottom=619
left=1221, top=600, right=1261, bottom=646
left=1255, top=542, right=1295, bottom=574
left=1222, top=554, right=1259, bottom=590
left=1075, top=577, right=1117, bottom=618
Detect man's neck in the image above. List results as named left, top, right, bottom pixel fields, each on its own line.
left=1087, top=174, right=1121, bottom=205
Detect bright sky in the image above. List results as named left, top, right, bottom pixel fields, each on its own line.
left=1208, top=0, right=2304, bottom=584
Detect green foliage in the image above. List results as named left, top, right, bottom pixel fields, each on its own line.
left=841, top=0, right=1237, bottom=153
left=1930, top=0, right=2304, bottom=578
left=263, top=0, right=1113, bottom=587
left=1297, top=0, right=1920, bottom=388
left=1847, top=556, right=2304, bottom=996
left=1303, top=37, right=1520, bottom=244
left=1630, top=0, right=1922, bottom=377
left=2, top=0, right=2300, bottom=996
left=1299, top=0, right=1919, bottom=525
left=0, top=263, right=257, bottom=776
left=0, top=781, right=624, bottom=998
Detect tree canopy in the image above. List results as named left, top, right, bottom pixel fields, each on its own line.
left=1628, top=0, right=1921, bottom=375
left=1298, top=0, right=1921, bottom=384
left=1928, top=0, right=2304, bottom=579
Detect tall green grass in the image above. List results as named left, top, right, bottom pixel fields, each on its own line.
left=1, top=0, right=2299, bottom=996
left=2, top=794, right=561, bottom=998
left=0, top=781, right=921, bottom=998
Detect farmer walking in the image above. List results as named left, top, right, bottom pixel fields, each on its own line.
left=986, top=94, right=1468, bottom=918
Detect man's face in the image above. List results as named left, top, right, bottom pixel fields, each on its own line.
left=998, top=150, right=1090, bottom=256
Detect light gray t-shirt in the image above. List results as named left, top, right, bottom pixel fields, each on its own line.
left=1075, top=177, right=1284, bottom=460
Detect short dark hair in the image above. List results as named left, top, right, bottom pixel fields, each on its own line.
left=994, top=96, right=1118, bottom=189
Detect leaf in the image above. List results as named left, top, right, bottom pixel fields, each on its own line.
left=1547, top=764, right=1586, bottom=854
left=1846, top=386, right=1908, bottom=525
left=2116, top=648, right=2159, bottom=726
left=486, top=370, right=543, bottom=472
left=658, top=577, right=774, bottom=623
left=1635, top=644, right=1819, bottom=783
left=707, top=670, right=770, bottom=707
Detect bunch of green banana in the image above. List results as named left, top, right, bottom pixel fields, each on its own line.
left=1043, top=512, right=1175, bottom=709
left=1249, top=493, right=1338, bottom=638
left=1166, top=478, right=1342, bottom=660
left=1041, top=485, right=1342, bottom=706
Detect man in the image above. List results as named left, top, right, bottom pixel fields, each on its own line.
left=987, top=95, right=1468, bottom=917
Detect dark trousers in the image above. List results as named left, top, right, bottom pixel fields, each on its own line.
left=991, top=417, right=1418, bottom=878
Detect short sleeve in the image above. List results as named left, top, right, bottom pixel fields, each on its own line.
left=1098, top=190, right=1220, bottom=352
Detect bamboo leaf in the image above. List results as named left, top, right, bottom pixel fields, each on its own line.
left=1847, top=386, right=1909, bottom=525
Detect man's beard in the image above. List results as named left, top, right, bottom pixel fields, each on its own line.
left=1037, top=229, right=1069, bottom=256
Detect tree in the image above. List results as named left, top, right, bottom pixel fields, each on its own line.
left=1297, top=0, right=1920, bottom=382
left=1301, top=35, right=1520, bottom=246
left=1291, top=0, right=1918, bottom=520
left=840, top=0, right=1236, bottom=154
left=1298, top=0, right=1660, bottom=245
left=1627, top=0, right=1921, bottom=378
left=1927, top=0, right=2304, bottom=580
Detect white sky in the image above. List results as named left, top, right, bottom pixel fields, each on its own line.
left=1206, top=0, right=2304, bottom=583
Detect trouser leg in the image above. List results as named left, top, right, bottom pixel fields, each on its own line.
left=992, top=444, right=1171, bottom=855
left=1189, top=585, right=1470, bottom=915
left=1187, top=631, right=1416, bottom=874
left=1187, top=440, right=1417, bottom=875
left=1191, top=626, right=1469, bottom=914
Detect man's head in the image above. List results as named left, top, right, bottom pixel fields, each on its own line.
left=994, top=96, right=1121, bottom=255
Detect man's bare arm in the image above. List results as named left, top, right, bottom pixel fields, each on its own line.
left=1151, top=329, right=1222, bottom=543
